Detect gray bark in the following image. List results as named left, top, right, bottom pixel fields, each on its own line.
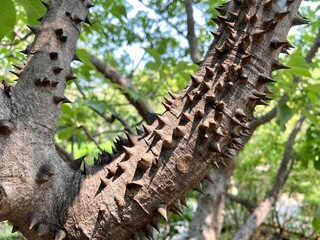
left=189, top=11, right=320, bottom=240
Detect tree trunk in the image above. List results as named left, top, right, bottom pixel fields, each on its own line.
left=188, top=162, right=235, bottom=240
left=0, top=0, right=305, bottom=239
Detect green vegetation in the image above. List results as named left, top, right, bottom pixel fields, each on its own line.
left=0, top=0, right=319, bottom=239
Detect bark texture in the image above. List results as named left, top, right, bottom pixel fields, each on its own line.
left=189, top=5, right=318, bottom=239
left=0, top=0, right=305, bottom=239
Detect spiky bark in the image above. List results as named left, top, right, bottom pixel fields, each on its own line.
left=0, top=0, right=306, bottom=239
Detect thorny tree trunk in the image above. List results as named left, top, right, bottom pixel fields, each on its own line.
left=188, top=107, right=278, bottom=239
left=0, top=0, right=306, bottom=239
left=189, top=27, right=319, bottom=240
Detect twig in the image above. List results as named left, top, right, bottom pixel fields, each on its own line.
left=90, top=55, right=154, bottom=123
left=74, top=79, right=134, bottom=133
left=80, top=125, right=103, bottom=152
left=54, top=143, right=74, bottom=162
left=227, top=194, right=257, bottom=212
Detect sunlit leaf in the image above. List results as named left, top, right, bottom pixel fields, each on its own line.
left=84, top=100, right=108, bottom=114
left=0, top=0, right=16, bottom=41
left=16, top=0, right=46, bottom=25
left=276, top=103, right=292, bottom=131
left=57, top=127, right=74, bottom=140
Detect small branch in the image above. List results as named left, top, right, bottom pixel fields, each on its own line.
left=305, top=29, right=320, bottom=63
left=137, top=0, right=185, bottom=36
left=80, top=125, right=103, bottom=152
left=261, top=223, right=309, bottom=239
left=146, top=70, right=176, bottom=98
left=128, top=52, right=146, bottom=78
left=90, top=55, right=154, bottom=124
left=54, top=143, right=74, bottom=162
left=232, top=116, right=305, bottom=240
left=226, top=194, right=257, bottom=212
left=111, top=111, right=135, bottom=134
left=268, top=117, right=305, bottom=198
left=249, top=107, right=278, bottom=131
left=74, top=79, right=134, bottom=134
left=184, top=0, right=202, bottom=64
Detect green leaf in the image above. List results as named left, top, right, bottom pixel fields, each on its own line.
left=76, top=48, right=94, bottom=67
left=61, top=104, right=74, bottom=117
left=84, top=100, right=108, bottom=113
left=111, top=4, right=127, bottom=20
left=144, top=47, right=161, bottom=67
left=288, top=67, right=312, bottom=78
left=16, top=0, right=46, bottom=25
left=0, top=0, right=16, bottom=41
left=276, top=103, right=292, bottom=131
left=57, top=127, right=74, bottom=140
left=286, top=55, right=309, bottom=68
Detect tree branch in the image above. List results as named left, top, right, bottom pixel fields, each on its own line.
left=74, top=79, right=135, bottom=134
left=90, top=55, right=154, bottom=124
left=184, top=0, right=202, bottom=64
left=232, top=115, right=305, bottom=240
left=80, top=125, right=103, bottom=152
left=227, top=194, right=257, bottom=212
left=63, top=2, right=304, bottom=239
left=54, top=143, right=74, bottom=162
left=188, top=21, right=320, bottom=240
left=0, top=1, right=305, bottom=239
left=0, top=1, right=92, bottom=239
left=305, top=29, right=320, bottom=63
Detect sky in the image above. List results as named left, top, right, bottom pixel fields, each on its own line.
left=118, top=0, right=319, bottom=69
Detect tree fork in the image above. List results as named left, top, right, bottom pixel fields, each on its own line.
left=0, top=0, right=305, bottom=239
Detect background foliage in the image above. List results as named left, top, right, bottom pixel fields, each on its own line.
left=0, top=0, right=319, bottom=239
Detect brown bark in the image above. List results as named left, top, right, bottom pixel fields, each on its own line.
left=0, top=0, right=305, bottom=239
left=189, top=16, right=320, bottom=240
